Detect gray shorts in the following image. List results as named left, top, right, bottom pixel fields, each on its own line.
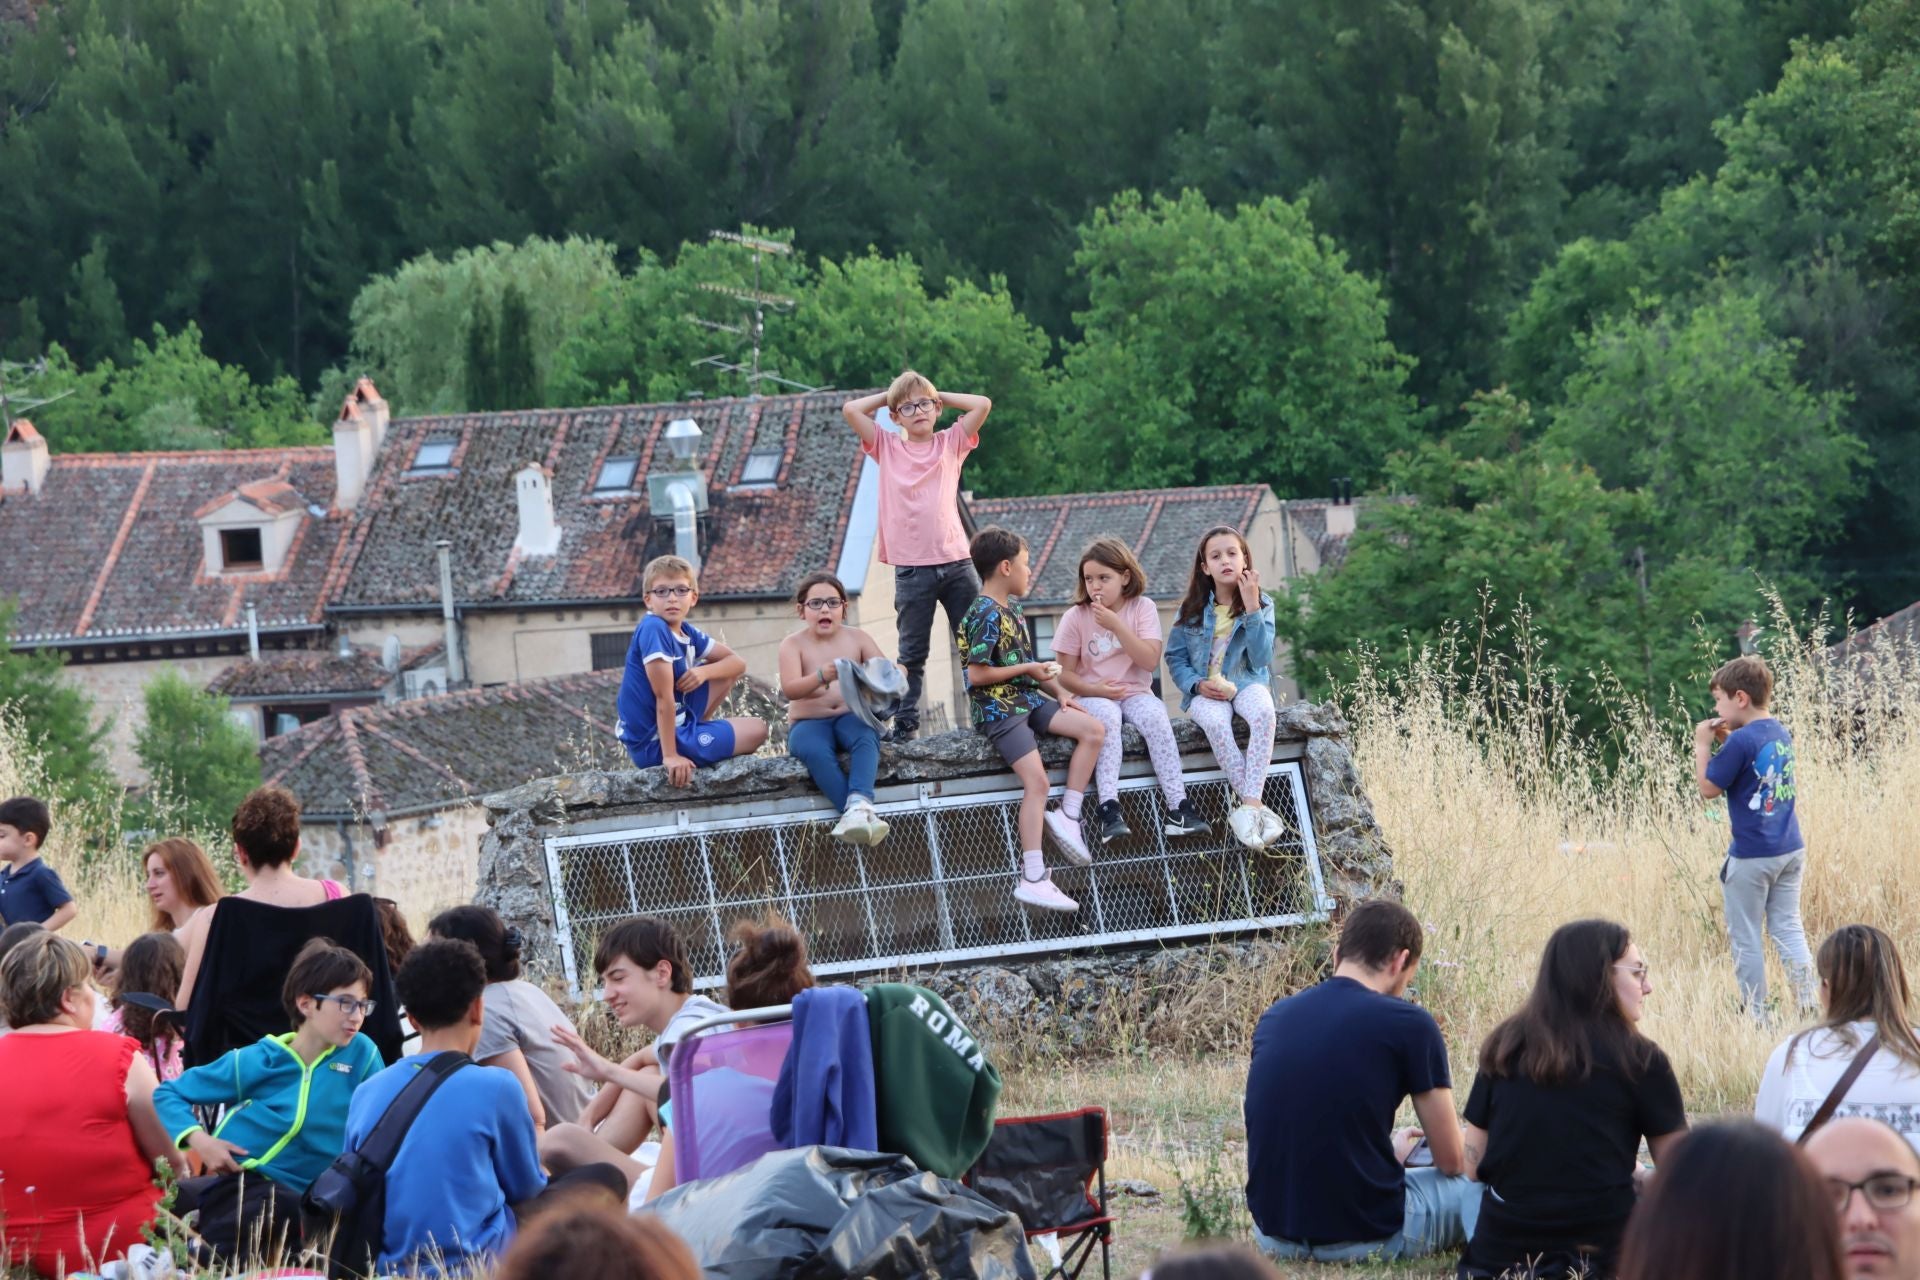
left=983, top=700, right=1063, bottom=765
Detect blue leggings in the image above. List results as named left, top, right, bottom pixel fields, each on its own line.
left=787, top=713, right=881, bottom=811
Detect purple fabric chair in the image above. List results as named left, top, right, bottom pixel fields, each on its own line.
left=665, top=1006, right=795, bottom=1184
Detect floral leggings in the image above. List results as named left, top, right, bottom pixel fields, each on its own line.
left=1186, top=682, right=1277, bottom=802
left=1080, top=693, right=1188, bottom=807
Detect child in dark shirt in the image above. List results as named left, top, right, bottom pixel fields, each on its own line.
left=0, top=796, right=74, bottom=931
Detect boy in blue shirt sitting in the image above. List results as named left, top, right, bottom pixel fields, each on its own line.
left=614, top=554, right=769, bottom=786
left=342, top=939, right=625, bottom=1274
left=1695, top=654, right=1816, bottom=1016
left=155, top=938, right=384, bottom=1262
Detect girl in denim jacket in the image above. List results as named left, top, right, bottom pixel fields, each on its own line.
left=1166, top=526, right=1283, bottom=849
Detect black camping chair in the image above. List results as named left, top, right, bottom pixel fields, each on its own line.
left=964, top=1106, right=1113, bottom=1280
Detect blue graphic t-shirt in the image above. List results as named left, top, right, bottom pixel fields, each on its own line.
left=1705, top=718, right=1803, bottom=859
left=614, top=614, right=713, bottom=751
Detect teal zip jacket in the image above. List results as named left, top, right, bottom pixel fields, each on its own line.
left=154, top=1031, right=383, bottom=1191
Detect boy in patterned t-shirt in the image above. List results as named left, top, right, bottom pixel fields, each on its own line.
left=956, top=527, right=1106, bottom=913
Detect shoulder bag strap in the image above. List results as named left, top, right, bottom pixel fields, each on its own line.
left=1798, top=1033, right=1881, bottom=1145
left=356, top=1051, right=472, bottom=1171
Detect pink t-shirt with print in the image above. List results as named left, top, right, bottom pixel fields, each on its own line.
left=1052, top=596, right=1162, bottom=700
left=863, top=426, right=977, bottom=566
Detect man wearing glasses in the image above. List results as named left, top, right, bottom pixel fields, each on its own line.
left=1807, top=1116, right=1920, bottom=1280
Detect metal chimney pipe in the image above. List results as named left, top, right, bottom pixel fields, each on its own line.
left=435, top=539, right=466, bottom=688
left=245, top=602, right=260, bottom=663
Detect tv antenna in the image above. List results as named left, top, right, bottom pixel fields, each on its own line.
left=686, top=230, right=820, bottom=396
left=0, top=358, right=74, bottom=423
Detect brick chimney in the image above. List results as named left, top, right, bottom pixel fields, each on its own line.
left=2, top=420, right=48, bottom=495
left=332, top=378, right=390, bottom=511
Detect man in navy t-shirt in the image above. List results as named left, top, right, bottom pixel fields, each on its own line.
left=1696, top=654, right=1815, bottom=1014
left=1244, top=899, right=1479, bottom=1262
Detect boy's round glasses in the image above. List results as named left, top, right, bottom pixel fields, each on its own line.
left=803, top=598, right=845, bottom=611
left=894, top=398, right=937, bottom=417
left=311, top=994, right=377, bottom=1016
left=648, top=585, right=694, bottom=599
left=1829, top=1174, right=1920, bottom=1212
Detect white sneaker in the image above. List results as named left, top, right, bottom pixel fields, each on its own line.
left=831, top=804, right=864, bottom=843
left=1014, top=874, right=1080, bottom=913
left=1256, top=806, right=1287, bottom=847
left=854, top=800, right=890, bottom=846
left=1229, top=804, right=1264, bottom=850
left=1044, top=806, right=1095, bottom=866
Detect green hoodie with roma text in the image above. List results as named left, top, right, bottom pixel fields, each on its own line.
left=864, top=983, right=1002, bottom=1178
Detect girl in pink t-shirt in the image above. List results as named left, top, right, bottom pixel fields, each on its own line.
left=1053, top=538, right=1210, bottom=846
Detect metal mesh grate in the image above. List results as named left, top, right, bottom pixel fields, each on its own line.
left=543, top=759, right=1334, bottom=996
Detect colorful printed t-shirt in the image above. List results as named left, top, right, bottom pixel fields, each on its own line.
left=1705, top=717, right=1803, bottom=859
left=864, top=426, right=977, bottom=567
left=615, top=614, right=714, bottom=752
left=1052, top=596, right=1160, bottom=700
left=957, top=596, right=1047, bottom=729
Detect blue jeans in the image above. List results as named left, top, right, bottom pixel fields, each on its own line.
left=893, top=559, right=981, bottom=731
left=787, top=713, right=881, bottom=811
left=1254, top=1170, right=1482, bottom=1262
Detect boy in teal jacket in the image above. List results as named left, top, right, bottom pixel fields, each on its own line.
left=154, top=938, right=383, bottom=1261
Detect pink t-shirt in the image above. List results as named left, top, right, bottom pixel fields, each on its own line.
left=1052, top=596, right=1162, bottom=700
left=864, top=426, right=977, bottom=566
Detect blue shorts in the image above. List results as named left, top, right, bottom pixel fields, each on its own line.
left=625, top=719, right=738, bottom=770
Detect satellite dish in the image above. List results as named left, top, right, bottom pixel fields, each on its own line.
left=381, top=635, right=402, bottom=672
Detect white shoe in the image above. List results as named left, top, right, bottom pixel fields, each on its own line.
left=1229, top=804, right=1264, bottom=850
left=1014, top=874, right=1080, bottom=913
left=1256, top=806, right=1287, bottom=847
left=854, top=800, right=890, bottom=846
left=831, top=804, right=863, bottom=843
left=1044, top=806, right=1094, bottom=866
left=832, top=800, right=890, bottom=846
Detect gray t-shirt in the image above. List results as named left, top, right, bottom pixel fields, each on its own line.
left=658, top=993, right=731, bottom=1059
left=476, top=979, right=592, bottom=1127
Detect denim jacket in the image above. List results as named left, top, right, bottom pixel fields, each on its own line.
left=1165, top=596, right=1276, bottom=710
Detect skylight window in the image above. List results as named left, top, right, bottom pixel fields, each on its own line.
left=739, top=449, right=781, bottom=484
left=408, top=439, right=456, bottom=475
left=595, top=456, right=639, bottom=493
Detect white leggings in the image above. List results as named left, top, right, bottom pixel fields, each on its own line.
left=1080, top=693, right=1187, bottom=806
left=1187, top=683, right=1277, bottom=802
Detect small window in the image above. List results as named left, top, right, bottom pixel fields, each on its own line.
left=595, top=456, right=638, bottom=493
left=739, top=449, right=781, bottom=484
left=408, top=438, right=456, bottom=474
left=1029, top=614, right=1055, bottom=660
left=590, top=631, right=630, bottom=671
left=220, top=527, right=264, bottom=571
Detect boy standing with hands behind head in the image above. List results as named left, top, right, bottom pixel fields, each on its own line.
left=1695, top=654, right=1817, bottom=1016
left=960, top=526, right=1105, bottom=913
left=0, top=797, right=75, bottom=931
left=843, top=371, right=992, bottom=740
left=615, top=554, right=769, bottom=786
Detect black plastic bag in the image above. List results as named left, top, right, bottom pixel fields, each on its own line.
left=646, top=1145, right=1037, bottom=1280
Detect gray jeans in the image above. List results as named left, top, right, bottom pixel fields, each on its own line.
left=1722, top=848, right=1817, bottom=1013
left=893, top=559, right=980, bottom=730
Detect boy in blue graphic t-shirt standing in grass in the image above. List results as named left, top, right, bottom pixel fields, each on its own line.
left=1695, top=654, right=1816, bottom=1017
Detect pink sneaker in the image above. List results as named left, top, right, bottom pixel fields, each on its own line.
left=1044, top=806, right=1095, bottom=866
left=1013, top=874, right=1080, bottom=913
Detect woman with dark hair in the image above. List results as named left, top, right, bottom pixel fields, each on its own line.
left=429, top=903, right=588, bottom=1128
left=1457, top=919, right=1688, bottom=1279
left=1757, top=924, right=1920, bottom=1149
left=1616, top=1120, right=1845, bottom=1280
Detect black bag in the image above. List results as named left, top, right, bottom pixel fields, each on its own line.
left=303, top=1051, right=470, bottom=1279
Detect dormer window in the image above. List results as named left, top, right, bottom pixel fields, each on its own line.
left=594, top=456, right=638, bottom=493
left=408, top=438, right=456, bottom=475
left=220, top=528, right=264, bottom=571
left=739, top=449, right=781, bottom=485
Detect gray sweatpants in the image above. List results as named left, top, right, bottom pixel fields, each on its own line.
left=1722, top=848, right=1818, bottom=1014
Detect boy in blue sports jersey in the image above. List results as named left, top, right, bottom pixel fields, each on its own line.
left=615, top=555, right=769, bottom=784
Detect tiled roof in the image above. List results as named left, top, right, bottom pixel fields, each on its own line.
left=193, top=477, right=304, bottom=520
left=969, top=485, right=1273, bottom=606
left=262, top=670, right=627, bottom=819
left=211, top=650, right=386, bottom=699
left=332, top=390, right=873, bottom=611
left=0, top=446, right=348, bottom=645
left=6, top=420, right=41, bottom=444
left=1823, top=600, right=1920, bottom=668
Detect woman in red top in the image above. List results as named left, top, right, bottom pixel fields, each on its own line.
left=0, top=932, right=184, bottom=1276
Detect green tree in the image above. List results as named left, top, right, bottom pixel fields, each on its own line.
left=463, top=301, right=500, bottom=413
left=495, top=285, right=539, bottom=410
left=132, top=669, right=260, bottom=833
left=1049, top=190, right=1417, bottom=497
left=0, top=602, right=117, bottom=807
